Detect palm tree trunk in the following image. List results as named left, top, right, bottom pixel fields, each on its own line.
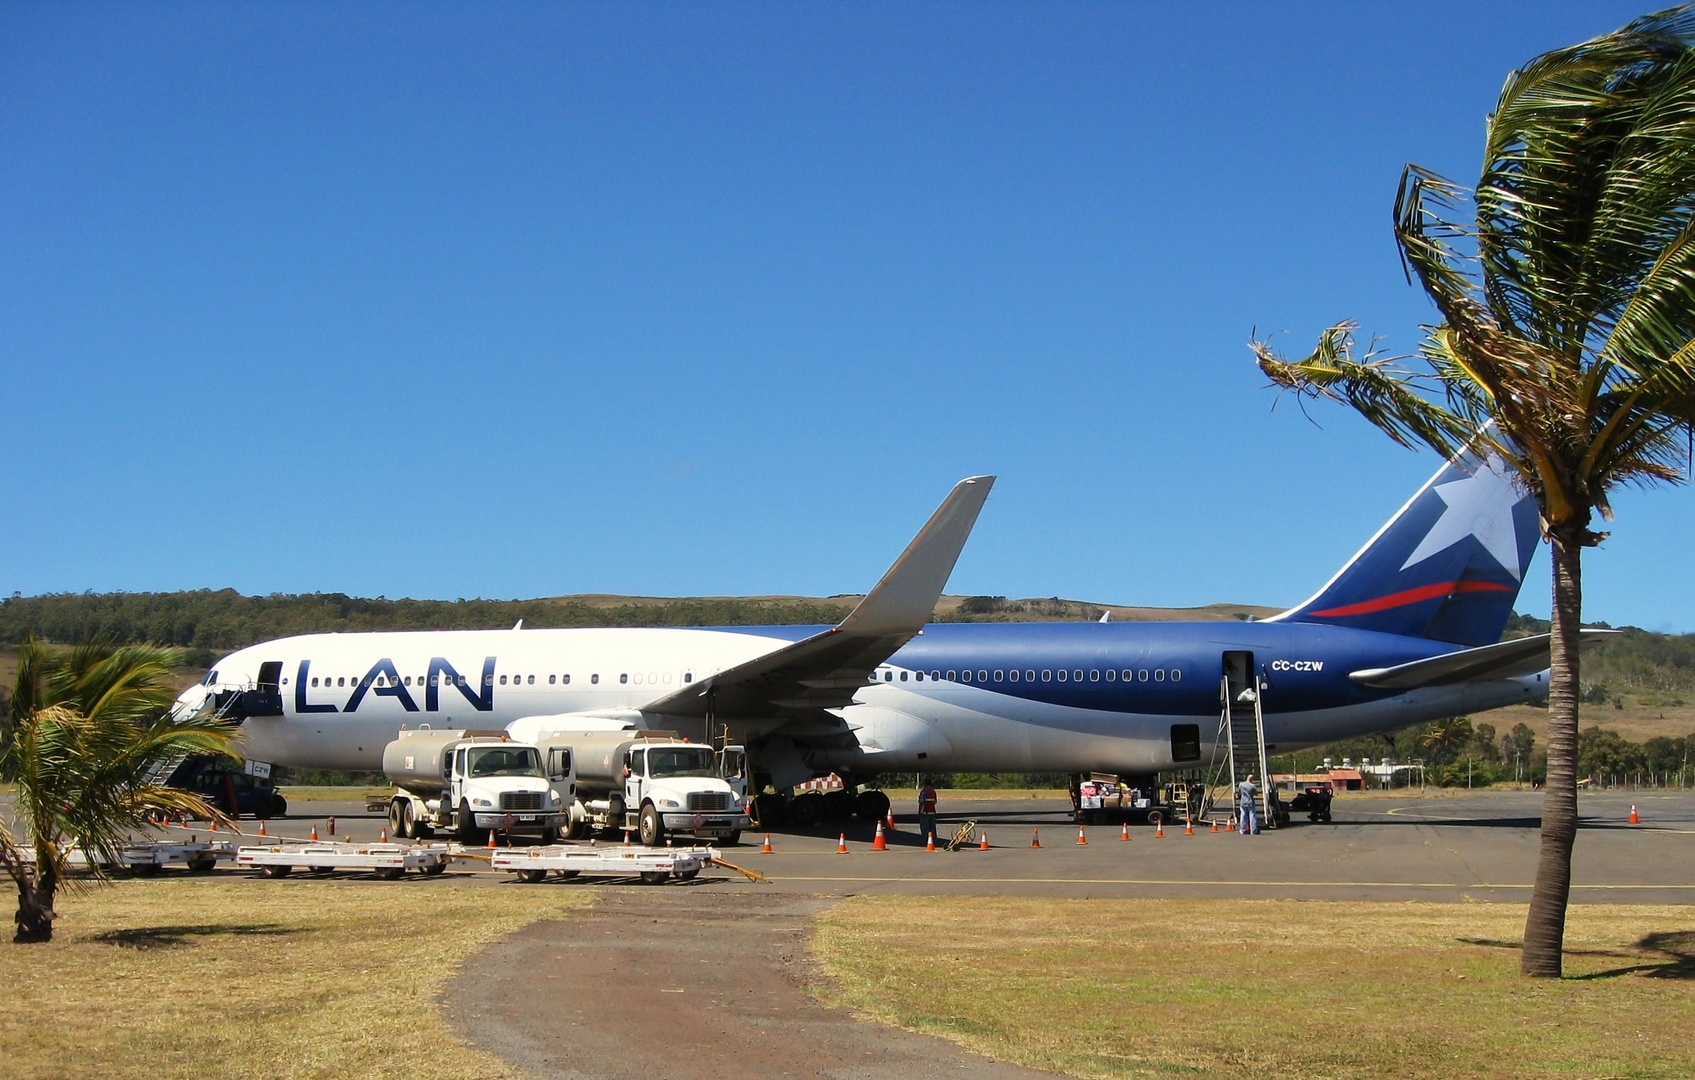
left=13, top=859, right=54, bottom=943
left=1521, top=527, right=1583, bottom=976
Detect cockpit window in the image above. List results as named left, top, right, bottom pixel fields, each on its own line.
left=204, top=670, right=219, bottom=686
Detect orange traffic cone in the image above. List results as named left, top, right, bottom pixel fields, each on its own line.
left=1076, top=825, right=1088, bottom=846
left=1211, top=819, right=1219, bottom=833
left=1031, top=828, right=1041, bottom=848
left=309, top=823, right=320, bottom=841
left=1120, top=822, right=1130, bottom=842
left=1185, top=819, right=1194, bottom=836
left=1630, top=804, right=1641, bottom=824
left=209, top=819, right=218, bottom=832
left=761, top=833, right=774, bottom=854
left=925, top=832, right=936, bottom=852
left=978, top=830, right=990, bottom=851
left=378, top=826, right=388, bottom=843
left=872, top=821, right=887, bottom=850
left=488, top=830, right=498, bottom=849
left=257, top=820, right=267, bottom=837
left=886, top=808, right=897, bottom=832
left=1155, top=820, right=1165, bottom=838
left=622, top=829, right=632, bottom=848
left=836, top=833, right=849, bottom=854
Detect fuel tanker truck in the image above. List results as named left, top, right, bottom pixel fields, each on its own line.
left=529, top=728, right=749, bottom=846
left=381, top=729, right=572, bottom=842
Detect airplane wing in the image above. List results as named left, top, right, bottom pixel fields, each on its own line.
left=643, top=475, right=995, bottom=721
left=1348, top=629, right=1619, bottom=689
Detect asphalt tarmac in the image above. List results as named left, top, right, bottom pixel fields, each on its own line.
left=222, top=788, right=1695, bottom=903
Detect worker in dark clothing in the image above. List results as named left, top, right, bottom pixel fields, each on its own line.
left=918, top=780, right=938, bottom=845
left=1239, top=773, right=1260, bottom=835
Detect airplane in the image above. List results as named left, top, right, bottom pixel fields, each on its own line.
left=173, top=439, right=1576, bottom=815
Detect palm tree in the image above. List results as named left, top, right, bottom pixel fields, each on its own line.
left=1254, top=6, right=1695, bottom=976
left=2, top=639, right=237, bottom=943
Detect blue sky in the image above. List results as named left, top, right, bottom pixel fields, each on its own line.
left=3, top=1, right=1688, bottom=631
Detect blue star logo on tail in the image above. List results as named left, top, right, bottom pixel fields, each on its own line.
left=1400, top=454, right=1527, bottom=580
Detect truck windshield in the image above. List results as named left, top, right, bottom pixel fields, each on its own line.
left=646, top=747, right=717, bottom=778
left=467, top=747, right=544, bottom=778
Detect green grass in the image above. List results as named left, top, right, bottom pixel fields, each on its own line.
left=811, top=897, right=1695, bottom=1079
left=0, top=875, right=590, bottom=1079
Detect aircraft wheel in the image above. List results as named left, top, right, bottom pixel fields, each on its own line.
left=518, top=869, right=548, bottom=883
left=853, top=789, right=890, bottom=823
left=788, top=794, right=824, bottom=829
left=640, top=871, right=668, bottom=885
left=423, top=861, right=448, bottom=876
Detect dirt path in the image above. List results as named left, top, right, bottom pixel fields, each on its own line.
left=447, top=889, right=1062, bottom=1079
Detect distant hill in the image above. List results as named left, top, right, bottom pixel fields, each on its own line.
left=0, top=589, right=1283, bottom=655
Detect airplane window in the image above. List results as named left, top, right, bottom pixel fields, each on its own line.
left=1073, top=670, right=1083, bottom=682
left=311, top=677, right=319, bottom=687
left=1008, top=669, right=1019, bottom=682
left=1105, top=669, right=1116, bottom=682
left=338, top=677, right=345, bottom=687
left=620, top=673, right=629, bottom=684
left=591, top=674, right=600, bottom=684
left=961, top=669, right=974, bottom=682
left=682, top=673, right=690, bottom=683
left=1056, top=670, right=1067, bottom=682
left=975, top=669, right=986, bottom=682
left=1155, top=669, right=1165, bottom=681
left=992, top=670, right=1003, bottom=682
left=946, top=670, right=956, bottom=681
left=484, top=674, right=493, bottom=686
left=563, top=674, right=572, bottom=684
left=1089, top=670, right=1100, bottom=682
left=1025, top=670, right=1035, bottom=681
left=528, top=675, right=535, bottom=685
left=648, top=672, right=658, bottom=683
left=1041, top=669, right=1051, bottom=681
left=500, top=675, right=508, bottom=685
left=282, top=677, right=288, bottom=685
left=634, top=673, right=643, bottom=685
left=1171, top=669, right=1182, bottom=682
left=1139, top=669, right=1150, bottom=682
left=915, top=671, right=923, bottom=681
left=930, top=670, right=941, bottom=680
left=899, top=671, right=908, bottom=681
left=1121, top=670, right=1133, bottom=681
left=663, top=673, right=672, bottom=685
left=549, top=674, right=556, bottom=684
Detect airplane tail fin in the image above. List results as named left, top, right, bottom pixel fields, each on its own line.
left=1269, top=439, right=1540, bottom=646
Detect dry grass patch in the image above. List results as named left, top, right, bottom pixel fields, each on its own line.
left=812, top=897, right=1695, bottom=1079
left=0, top=874, right=589, bottom=1079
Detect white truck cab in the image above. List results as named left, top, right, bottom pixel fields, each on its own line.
left=383, top=731, right=571, bottom=842
left=624, top=741, right=749, bottom=846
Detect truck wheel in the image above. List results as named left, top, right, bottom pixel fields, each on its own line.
left=518, top=869, right=548, bottom=884
left=270, top=794, right=288, bottom=818
left=564, top=815, right=589, bottom=841
left=388, top=800, right=406, bottom=836
left=722, top=831, right=741, bottom=847
left=186, top=857, right=217, bottom=873
left=400, top=801, right=419, bottom=839
left=640, top=871, right=667, bottom=885
left=260, top=865, right=292, bottom=878
left=422, top=860, right=447, bottom=876
left=539, top=827, right=559, bottom=845
left=456, top=800, right=479, bottom=843
left=639, top=804, right=664, bottom=847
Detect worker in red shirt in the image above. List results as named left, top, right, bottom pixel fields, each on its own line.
left=918, top=779, right=938, bottom=845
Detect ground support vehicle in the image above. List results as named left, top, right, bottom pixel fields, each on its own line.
left=166, top=755, right=288, bottom=819
left=382, top=730, right=571, bottom=843
left=533, top=729, right=749, bottom=846
left=1071, top=775, right=1204, bottom=827
left=490, top=842, right=717, bottom=885
left=1277, top=785, right=1334, bottom=824
left=237, top=841, right=454, bottom=880
left=30, top=839, right=236, bottom=875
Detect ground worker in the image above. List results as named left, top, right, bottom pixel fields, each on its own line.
left=1238, top=773, right=1259, bottom=835
left=918, top=778, right=938, bottom=843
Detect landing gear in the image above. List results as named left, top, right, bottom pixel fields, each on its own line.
left=853, top=789, right=890, bottom=823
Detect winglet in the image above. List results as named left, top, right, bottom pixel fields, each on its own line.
left=837, top=476, right=995, bottom=637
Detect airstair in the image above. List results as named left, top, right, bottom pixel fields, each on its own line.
left=1219, top=652, right=1274, bottom=830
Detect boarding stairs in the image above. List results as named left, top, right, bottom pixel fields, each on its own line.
left=1220, top=673, right=1275, bottom=830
